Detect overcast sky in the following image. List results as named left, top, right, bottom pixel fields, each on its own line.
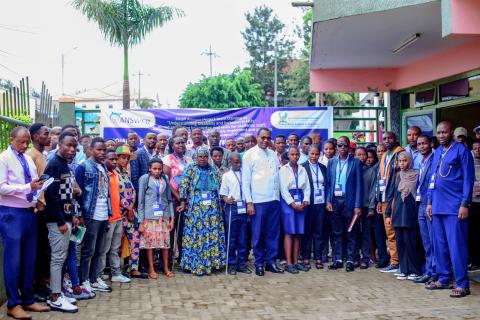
left=0, top=0, right=305, bottom=107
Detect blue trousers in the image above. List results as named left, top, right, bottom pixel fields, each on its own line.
left=224, top=204, right=248, bottom=268
left=251, top=201, right=280, bottom=268
left=301, top=204, right=327, bottom=261
left=0, top=206, right=37, bottom=309
left=418, top=204, right=436, bottom=277
left=63, top=240, right=80, bottom=287
left=331, top=197, right=359, bottom=262
left=432, top=214, right=469, bottom=289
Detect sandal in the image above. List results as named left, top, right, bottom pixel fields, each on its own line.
left=425, top=281, right=452, bottom=290
left=164, top=270, right=175, bottom=278
left=315, top=261, right=324, bottom=269
left=303, top=261, right=312, bottom=271
left=148, top=272, right=159, bottom=280
left=450, top=288, right=470, bottom=298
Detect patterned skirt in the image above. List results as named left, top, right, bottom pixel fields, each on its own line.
left=140, top=219, right=170, bottom=249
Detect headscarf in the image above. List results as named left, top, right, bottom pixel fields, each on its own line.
left=193, top=146, right=210, bottom=167
left=397, top=151, right=418, bottom=201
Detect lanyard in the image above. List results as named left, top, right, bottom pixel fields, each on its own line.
left=383, top=152, right=392, bottom=179
left=291, top=165, right=300, bottom=199
left=309, top=162, right=320, bottom=189
left=233, top=170, right=243, bottom=200
left=419, top=152, right=433, bottom=181
left=435, top=142, right=454, bottom=177
left=154, top=178, right=161, bottom=205
left=336, top=157, right=348, bottom=185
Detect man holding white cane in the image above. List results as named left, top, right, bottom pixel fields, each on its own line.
left=220, top=152, right=251, bottom=275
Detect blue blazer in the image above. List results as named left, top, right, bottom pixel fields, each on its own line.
left=130, top=147, right=156, bottom=193
left=326, top=156, right=363, bottom=209
left=416, top=152, right=434, bottom=206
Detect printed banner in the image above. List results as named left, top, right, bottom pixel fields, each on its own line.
left=101, top=107, right=333, bottom=145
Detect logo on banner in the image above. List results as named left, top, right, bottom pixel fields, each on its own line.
left=271, top=109, right=330, bottom=129
left=104, top=110, right=155, bottom=128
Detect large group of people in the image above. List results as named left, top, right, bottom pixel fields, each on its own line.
left=0, top=120, right=479, bottom=319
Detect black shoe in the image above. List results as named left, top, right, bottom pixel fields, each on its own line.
left=375, top=261, right=389, bottom=269
left=346, top=262, right=355, bottom=272
left=328, top=261, right=343, bottom=270
left=227, top=266, right=237, bottom=275
left=265, top=264, right=284, bottom=273
left=413, top=274, right=431, bottom=284
left=285, top=264, right=299, bottom=274
left=255, top=266, right=265, bottom=276
left=237, top=266, right=252, bottom=274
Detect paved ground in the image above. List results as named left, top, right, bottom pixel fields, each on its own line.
left=1, top=267, right=479, bottom=320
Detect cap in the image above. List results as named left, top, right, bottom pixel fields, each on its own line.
left=454, top=127, right=467, bottom=138
left=115, top=145, right=137, bottom=160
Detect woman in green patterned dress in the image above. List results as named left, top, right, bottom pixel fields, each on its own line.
left=177, top=147, right=226, bottom=275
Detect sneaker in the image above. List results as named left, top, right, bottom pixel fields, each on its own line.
left=91, top=278, right=112, bottom=292
left=80, top=284, right=96, bottom=299
left=111, top=274, right=131, bottom=283
left=101, top=273, right=110, bottom=281
left=407, top=273, right=420, bottom=281
left=64, top=287, right=92, bottom=301
left=61, top=292, right=77, bottom=305
left=380, top=264, right=399, bottom=273
left=394, top=271, right=404, bottom=276
left=63, top=274, right=72, bottom=290
left=396, top=273, right=407, bottom=280
left=47, top=295, right=78, bottom=313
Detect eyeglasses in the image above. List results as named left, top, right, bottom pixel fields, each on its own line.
left=260, top=137, right=271, bottom=141
left=337, top=144, right=349, bottom=148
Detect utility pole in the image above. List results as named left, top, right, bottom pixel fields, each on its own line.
left=61, top=46, right=78, bottom=96
left=201, top=45, right=219, bottom=77
left=274, top=42, right=278, bottom=107
left=137, top=70, right=143, bottom=107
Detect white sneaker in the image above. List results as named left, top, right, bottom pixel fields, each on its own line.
left=61, top=292, right=77, bottom=305
left=111, top=274, right=131, bottom=283
left=48, top=295, right=78, bottom=313
left=394, top=271, right=404, bottom=276
left=396, top=273, right=407, bottom=280
left=80, top=284, right=96, bottom=299
left=91, top=277, right=112, bottom=292
left=407, top=273, right=420, bottom=281
left=82, top=280, right=93, bottom=293
left=101, top=273, right=110, bottom=281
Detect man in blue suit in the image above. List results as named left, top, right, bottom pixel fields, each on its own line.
left=326, top=136, right=363, bottom=272
left=130, top=132, right=158, bottom=193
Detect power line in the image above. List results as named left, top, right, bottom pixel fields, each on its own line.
left=0, top=25, right=37, bottom=34
left=201, top=45, right=220, bottom=77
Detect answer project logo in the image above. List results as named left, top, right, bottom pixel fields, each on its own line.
left=107, top=110, right=155, bottom=128
left=278, top=112, right=288, bottom=124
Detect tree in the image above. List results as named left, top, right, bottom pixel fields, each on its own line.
left=286, top=9, right=359, bottom=106
left=242, top=6, right=294, bottom=104
left=73, top=0, right=183, bottom=109
left=179, top=68, right=266, bottom=109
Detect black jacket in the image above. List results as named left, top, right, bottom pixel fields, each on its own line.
left=302, top=161, right=328, bottom=206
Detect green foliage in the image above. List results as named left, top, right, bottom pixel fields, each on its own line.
left=10, top=114, right=33, bottom=124
left=179, top=68, right=266, bottom=109
left=72, top=0, right=184, bottom=108
left=241, top=6, right=294, bottom=101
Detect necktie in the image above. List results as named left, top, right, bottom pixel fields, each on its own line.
left=16, top=151, right=34, bottom=202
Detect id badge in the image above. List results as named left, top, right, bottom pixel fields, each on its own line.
left=429, top=175, right=436, bottom=190
left=415, top=187, right=421, bottom=202
left=293, top=193, right=302, bottom=205
left=314, top=186, right=324, bottom=204
left=379, top=179, right=386, bottom=192
left=237, top=201, right=246, bottom=214
left=201, top=192, right=212, bottom=206
left=153, top=203, right=163, bottom=217
left=334, top=184, right=343, bottom=197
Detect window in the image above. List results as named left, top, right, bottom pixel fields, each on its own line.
left=415, top=88, right=435, bottom=107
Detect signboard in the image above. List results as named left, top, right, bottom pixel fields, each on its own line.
left=101, top=107, right=333, bottom=145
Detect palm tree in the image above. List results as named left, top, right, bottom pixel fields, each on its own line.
left=73, top=0, right=184, bottom=109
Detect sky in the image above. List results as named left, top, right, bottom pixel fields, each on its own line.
left=0, top=0, right=305, bottom=107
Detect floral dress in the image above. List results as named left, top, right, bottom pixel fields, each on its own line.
left=179, top=162, right=226, bottom=275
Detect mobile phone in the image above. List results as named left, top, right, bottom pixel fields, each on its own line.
left=38, top=174, right=50, bottom=182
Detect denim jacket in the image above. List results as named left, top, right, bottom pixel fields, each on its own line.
left=75, top=158, right=112, bottom=219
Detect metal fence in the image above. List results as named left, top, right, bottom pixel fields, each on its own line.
left=35, top=81, right=59, bottom=128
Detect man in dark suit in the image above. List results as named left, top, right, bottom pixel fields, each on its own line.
left=326, top=136, right=363, bottom=272
left=130, top=132, right=158, bottom=193
left=301, top=144, right=329, bottom=269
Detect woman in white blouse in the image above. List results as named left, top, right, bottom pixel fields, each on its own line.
left=279, top=146, right=311, bottom=274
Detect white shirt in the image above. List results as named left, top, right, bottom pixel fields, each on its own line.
left=0, top=147, right=38, bottom=208
left=279, top=163, right=310, bottom=205
left=298, top=152, right=309, bottom=165
left=219, top=170, right=243, bottom=201
left=242, top=145, right=280, bottom=203
left=319, top=152, right=329, bottom=167
left=93, top=164, right=109, bottom=221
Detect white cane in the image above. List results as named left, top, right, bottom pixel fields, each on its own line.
left=172, top=209, right=182, bottom=271
left=225, top=200, right=233, bottom=275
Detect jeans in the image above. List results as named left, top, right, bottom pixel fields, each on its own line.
left=0, top=206, right=37, bottom=309
left=80, top=218, right=108, bottom=283
left=64, top=240, right=80, bottom=288
left=99, top=220, right=123, bottom=276
left=47, top=222, right=71, bottom=294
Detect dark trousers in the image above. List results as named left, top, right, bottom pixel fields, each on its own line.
left=395, top=226, right=421, bottom=275
left=322, top=215, right=332, bottom=258
left=433, top=214, right=469, bottom=289
left=80, top=218, right=108, bottom=283
left=34, top=212, right=50, bottom=290
left=170, top=199, right=185, bottom=265
left=301, top=204, right=327, bottom=261
left=418, top=204, right=436, bottom=276
left=331, top=197, right=358, bottom=262
left=0, top=206, right=37, bottom=309
left=373, top=212, right=389, bottom=265
left=251, top=201, right=280, bottom=267
left=225, top=204, right=248, bottom=268
left=468, top=202, right=480, bottom=266
left=355, top=208, right=372, bottom=263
